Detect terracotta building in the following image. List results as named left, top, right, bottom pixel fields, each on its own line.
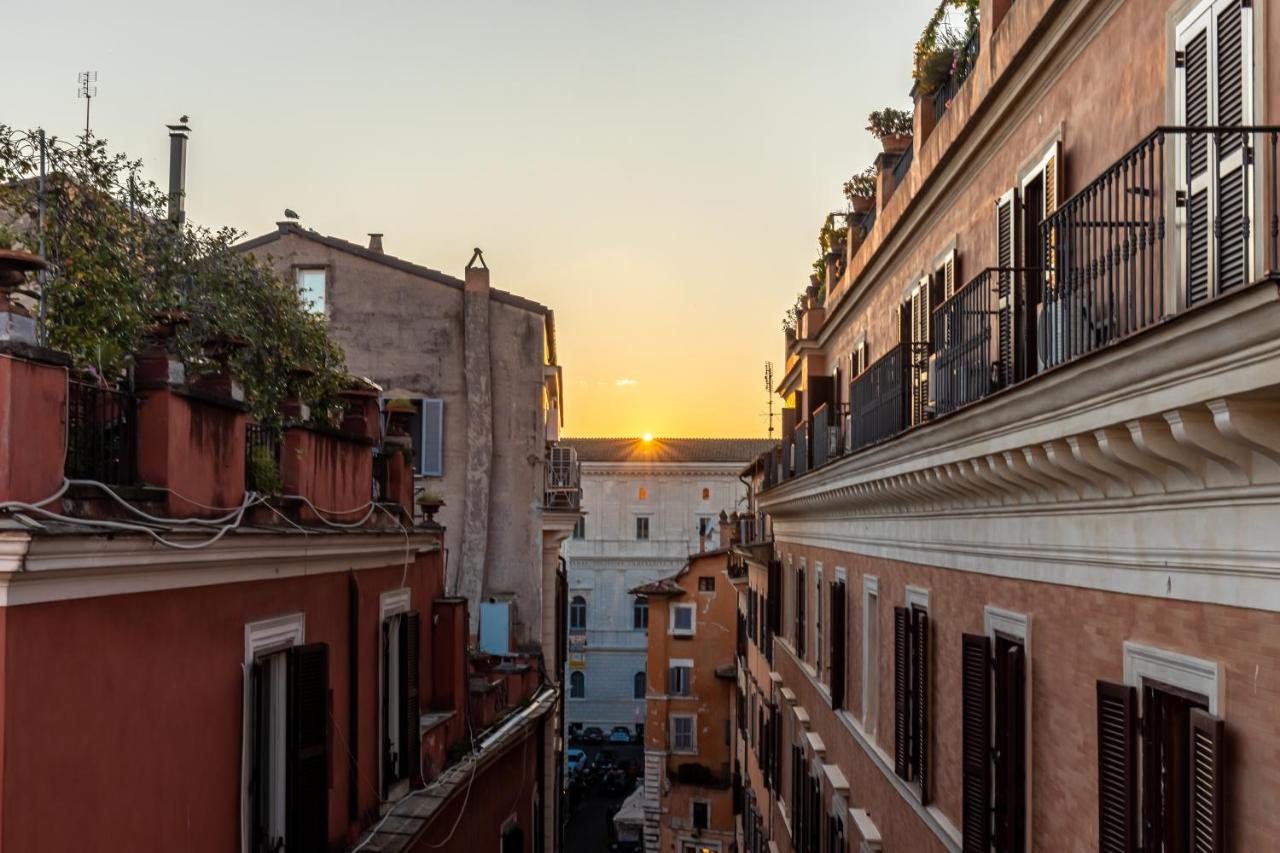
left=0, top=245, right=576, bottom=852
left=742, top=1, right=1279, bottom=852
left=634, top=544, right=740, bottom=853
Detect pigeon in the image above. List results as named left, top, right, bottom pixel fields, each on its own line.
left=284, top=209, right=299, bottom=220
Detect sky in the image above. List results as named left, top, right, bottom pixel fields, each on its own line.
left=5, top=0, right=933, bottom=438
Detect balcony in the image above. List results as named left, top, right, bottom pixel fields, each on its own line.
left=929, top=27, right=980, bottom=125
left=544, top=444, right=581, bottom=510
left=65, top=380, right=137, bottom=485
left=767, top=126, right=1280, bottom=492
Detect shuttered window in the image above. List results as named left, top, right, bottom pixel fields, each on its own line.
left=907, top=277, right=933, bottom=425
left=961, top=635, right=992, bottom=853
left=893, top=605, right=930, bottom=802
left=995, top=189, right=1019, bottom=387
left=1188, top=709, right=1225, bottom=853
left=830, top=580, right=846, bottom=710
left=1176, top=0, right=1255, bottom=305
left=993, top=637, right=1026, bottom=851
left=796, top=567, right=807, bottom=659
left=285, top=643, right=330, bottom=852
left=1096, top=681, right=1138, bottom=853
left=382, top=611, right=422, bottom=794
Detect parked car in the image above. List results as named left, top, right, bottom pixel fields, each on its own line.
left=568, top=722, right=584, bottom=742
left=566, top=748, right=587, bottom=776
left=609, top=726, right=632, bottom=743
left=582, top=726, right=606, bottom=743
left=589, top=749, right=617, bottom=775
left=600, top=768, right=629, bottom=796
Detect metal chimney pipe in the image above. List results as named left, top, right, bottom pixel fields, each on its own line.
left=368, top=233, right=384, bottom=253
left=166, top=120, right=191, bottom=227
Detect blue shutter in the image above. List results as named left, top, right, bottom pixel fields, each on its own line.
left=420, top=399, right=444, bottom=475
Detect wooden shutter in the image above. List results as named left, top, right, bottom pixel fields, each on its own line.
left=893, top=607, right=910, bottom=780
left=995, top=189, right=1019, bottom=386
left=1214, top=0, right=1253, bottom=292
left=830, top=580, right=846, bottom=710
left=1188, top=708, right=1225, bottom=853
left=401, top=611, right=422, bottom=786
left=1178, top=9, right=1213, bottom=306
left=942, top=252, right=957, bottom=300
left=961, top=634, right=992, bottom=853
left=420, top=398, right=444, bottom=475
left=286, top=643, right=330, bottom=852
left=1096, top=680, right=1137, bottom=853
left=797, top=568, right=806, bottom=659
left=913, top=608, right=931, bottom=804
left=994, top=641, right=1027, bottom=853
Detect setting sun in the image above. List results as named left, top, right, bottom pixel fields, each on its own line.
left=641, top=433, right=654, bottom=443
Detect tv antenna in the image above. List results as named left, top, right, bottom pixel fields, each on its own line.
left=77, top=71, right=98, bottom=137
left=763, top=361, right=775, bottom=438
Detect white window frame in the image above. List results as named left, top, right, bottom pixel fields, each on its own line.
left=242, top=613, right=306, bottom=853
left=380, top=588, right=412, bottom=799
left=635, top=515, right=651, bottom=541
left=670, top=713, right=697, bottom=753
left=380, top=396, right=444, bottom=476
left=294, top=266, right=328, bottom=315
left=670, top=603, right=696, bottom=637
left=668, top=658, right=694, bottom=697
left=568, top=669, right=586, bottom=700
left=1123, top=641, right=1220, bottom=714
left=984, top=605, right=1032, bottom=851
left=690, top=798, right=711, bottom=830
left=861, top=576, right=879, bottom=736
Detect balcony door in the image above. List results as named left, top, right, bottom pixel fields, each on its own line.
left=1175, top=0, right=1255, bottom=306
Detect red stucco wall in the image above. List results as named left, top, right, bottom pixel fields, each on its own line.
left=135, top=388, right=247, bottom=517
left=0, top=355, right=65, bottom=506
left=282, top=426, right=376, bottom=523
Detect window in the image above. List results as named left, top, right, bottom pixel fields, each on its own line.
left=893, top=593, right=930, bottom=802
left=246, top=636, right=329, bottom=853
left=638, top=487, right=648, bottom=501
left=1096, top=644, right=1225, bottom=853
left=701, top=487, right=710, bottom=500
left=698, top=576, right=715, bottom=593
left=692, top=800, right=710, bottom=830
left=961, top=628, right=1026, bottom=853
left=380, top=602, right=422, bottom=797
left=862, top=577, right=880, bottom=735
left=633, top=597, right=649, bottom=630
left=295, top=267, right=327, bottom=314
left=698, top=515, right=714, bottom=538
left=902, top=276, right=937, bottom=425
left=795, top=566, right=806, bottom=659
left=568, top=670, right=585, bottom=699
left=569, top=595, right=587, bottom=632
left=381, top=397, right=444, bottom=476
left=671, top=604, right=695, bottom=637
left=635, top=516, right=650, bottom=540
left=814, top=566, right=824, bottom=679
left=829, top=578, right=847, bottom=710
left=668, top=660, right=692, bottom=697
left=671, top=714, right=696, bottom=752
left=571, top=517, right=585, bottom=539
left=634, top=671, right=646, bottom=699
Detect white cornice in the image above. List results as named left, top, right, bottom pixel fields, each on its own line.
left=582, top=462, right=751, bottom=477
left=0, top=529, right=440, bottom=607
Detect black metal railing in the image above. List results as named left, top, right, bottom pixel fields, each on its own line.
left=931, top=28, right=981, bottom=123
left=794, top=421, right=809, bottom=477
left=544, top=444, right=582, bottom=510
left=245, top=422, right=282, bottom=493
left=1043, top=126, right=1279, bottom=368
left=851, top=344, right=908, bottom=451
left=66, top=380, right=137, bottom=484
left=811, top=404, right=830, bottom=469
left=891, top=143, right=914, bottom=187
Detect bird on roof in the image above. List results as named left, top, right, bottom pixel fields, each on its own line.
left=284, top=209, right=299, bottom=220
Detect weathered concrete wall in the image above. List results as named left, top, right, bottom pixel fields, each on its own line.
left=461, top=265, right=494, bottom=632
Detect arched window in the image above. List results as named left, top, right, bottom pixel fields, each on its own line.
left=634, top=671, right=646, bottom=699
left=570, top=595, right=587, bottom=632
left=569, top=670, right=585, bottom=698
left=702, top=487, right=710, bottom=500
left=638, top=487, right=648, bottom=501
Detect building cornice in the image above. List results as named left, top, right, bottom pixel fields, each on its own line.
left=581, top=462, right=754, bottom=477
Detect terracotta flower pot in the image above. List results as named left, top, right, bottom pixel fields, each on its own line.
left=880, top=133, right=912, bottom=154
left=849, top=196, right=875, bottom=214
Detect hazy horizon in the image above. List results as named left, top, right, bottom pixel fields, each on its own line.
left=6, top=0, right=933, bottom=437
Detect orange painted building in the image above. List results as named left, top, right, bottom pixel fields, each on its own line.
left=636, top=547, right=739, bottom=853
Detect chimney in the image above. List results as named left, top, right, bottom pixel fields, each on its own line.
left=367, top=233, right=384, bottom=253
left=166, top=120, right=191, bottom=227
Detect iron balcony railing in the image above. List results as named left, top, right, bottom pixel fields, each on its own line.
left=544, top=444, right=582, bottom=510
left=794, top=421, right=809, bottom=477
left=851, top=343, right=908, bottom=451
left=66, top=380, right=137, bottom=484
left=811, top=404, right=830, bottom=469
left=245, top=422, right=282, bottom=493
left=931, top=27, right=981, bottom=123
left=891, top=143, right=914, bottom=187
left=1042, top=126, right=1279, bottom=368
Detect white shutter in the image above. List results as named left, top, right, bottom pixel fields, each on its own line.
left=1213, top=0, right=1253, bottom=292
left=420, top=399, right=444, bottom=476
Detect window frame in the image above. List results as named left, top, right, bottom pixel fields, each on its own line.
left=670, top=713, right=697, bottom=753
left=568, top=669, right=585, bottom=700
left=293, top=265, right=328, bottom=315
left=634, top=670, right=646, bottom=699
left=668, top=658, right=693, bottom=697
left=379, top=588, right=413, bottom=799
left=380, top=396, right=445, bottom=476
left=569, top=595, right=587, bottom=632
left=691, top=799, right=711, bottom=830
left=633, top=596, right=649, bottom=631
left=635, top=515, right=651, bottom=541
left=862, top=575, right=879, bottom=735
left=670, top=603, right=696, bottom=637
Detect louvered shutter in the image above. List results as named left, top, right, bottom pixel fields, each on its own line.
left=1214, top=0, right=1253, bottom=293
left=913, top=608, right=930, bottom=804
left=420, top=399, right=444, bottom=475
left=830, top=581, right=846, bottom=710
left=1180, top=14, right=1213, bottom=306
left=401, top=611, right=422, bottom=786
left=994, top=641, right=1027, bottom=853
left=797, top=568, right=806, bottom=659
left=1188, top=708, right=1225, bottom=853
left=995, top=190, right=1019, bottom=385
left=943, top=252, right=957, bottom=300
left=893, top=607, right=910, bottom=780
left=910, top=280, right=931, bottom=425
left=961, top=634, right=992, bottom=853
left=1096, top=680, right=1137, bottom=853
left=286, top=643, right=330, bottom=853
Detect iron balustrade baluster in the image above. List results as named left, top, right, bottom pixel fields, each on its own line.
left=850, top=344, right=908, bottom=451
left=66, top=380, right=137, bottom=485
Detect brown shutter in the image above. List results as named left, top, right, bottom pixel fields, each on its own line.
left=287, top=642, right=330, bottom=852
left=913, top=608, right=931, bottom=804
left=1214, top=0, right=1251, bottom=292
left=1188, top=708, right=1225, bottom=853
left=830, top=581, right=846, bottom=710
left=961, top=634, right=991, bottom=853
left=1096, top=680, right=1137, bottom=853
left=1183, top=22, right=1212, bottom=305
left=995, top=189, right=1019, bottom=384
left=893, top=607, right=910, bottom=779
left=401, top=611, right=422, bottom=786
left=994, top=641, right=1027, bottom=853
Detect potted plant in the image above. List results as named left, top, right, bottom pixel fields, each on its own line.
left=867, top=108, right=914, bottom=153
left=842, top=167, right=878, bottom=213
left=416, top=487, right=445, bottom=522
left=384, top=398, right=416, bottom=438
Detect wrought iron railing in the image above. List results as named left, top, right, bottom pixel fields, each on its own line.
left=851, top=344, right=908, bottom=451
left=1042, top=126, right=1279, bottom=368
left=245, top=422, right=281, bottom=493
left=931, top=28, right=981, bottom=123
left=544, top=444, right=582, bottom=510
left=66, top=380, right=137, bottom=484
left=891, top=143, right=914, bottom=187
left=794, top=421, right=809, bottom=477
left=811, top=405, right=830, bottom=469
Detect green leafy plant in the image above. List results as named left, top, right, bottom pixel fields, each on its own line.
left=913, top=0, right=980, bottom=94
left=781, top=292, right=805, bottom=336
left=416, top=488, right=444, bottom=506
left=866, top=108, right=914, bottom=139
left=842, top=166, right=879, bottom=205
left=0, top=127, right=346, bottom=426
left=247, top=444, right=283, bottom=495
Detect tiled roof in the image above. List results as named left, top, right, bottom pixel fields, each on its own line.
left=561, top=437, right=776, bottom=464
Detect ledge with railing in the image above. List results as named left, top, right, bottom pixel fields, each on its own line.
left=851, top=343, right=908, bottom=451
left=930, top=27, right=981, bottom=124
left=66, top=379, right=137, bottom=485
left=544, top=444, right=582, bottom=510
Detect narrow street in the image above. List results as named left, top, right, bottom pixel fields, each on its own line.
left=563, top=743, right=642, bottom=853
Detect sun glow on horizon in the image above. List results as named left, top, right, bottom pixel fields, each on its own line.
left=641, top=433, right=654, bottom=443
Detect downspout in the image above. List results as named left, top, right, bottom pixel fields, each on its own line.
left=347, top=571, right=360, bottom=827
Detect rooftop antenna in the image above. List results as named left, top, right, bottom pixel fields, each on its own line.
left=77, top=71, right=98, bottom=137
left=763, top=361, right=775, bottom=438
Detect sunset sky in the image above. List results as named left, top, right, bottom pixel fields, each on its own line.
left=6, top=0, right=933, bottom=437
